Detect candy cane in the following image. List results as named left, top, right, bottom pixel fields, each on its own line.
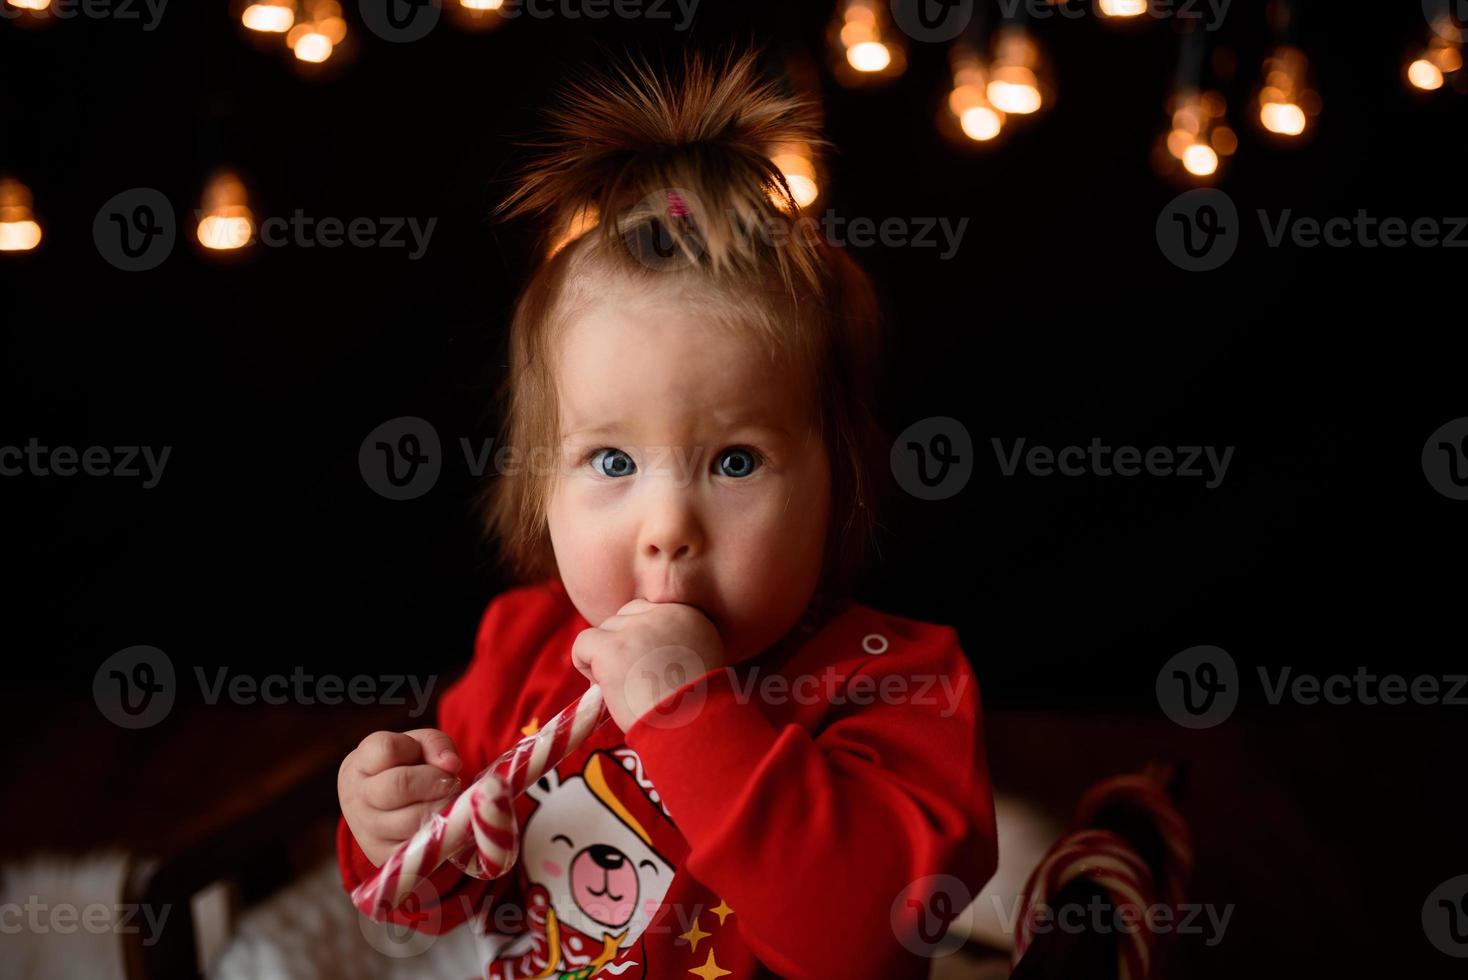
left=1013, top=829, right=1158, bottom=980
left=1013, top=764, right=1193, bottom=980
left=1072, top=765, right=1193, bottom=910
left=351, top=683, right=612, bottom=918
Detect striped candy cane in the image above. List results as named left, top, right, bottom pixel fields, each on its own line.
left=1012, top=765, right=1192, bottom=980
left=351, top=683, right=612, bottom=918
left=1013, top=829, right=1158, bottom=980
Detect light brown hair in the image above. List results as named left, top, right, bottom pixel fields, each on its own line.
left=482, top=45, right=890, bottom=600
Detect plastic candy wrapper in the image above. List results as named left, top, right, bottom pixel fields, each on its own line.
left=351, top=683, right=612, bottom=918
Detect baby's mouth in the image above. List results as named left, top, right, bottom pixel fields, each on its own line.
left=641, top=595, right=715, bottom=624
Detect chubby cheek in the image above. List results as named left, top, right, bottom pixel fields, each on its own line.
left=715, top=475, right=829, bottom=653
left=547, top=479, right=633, bottom=624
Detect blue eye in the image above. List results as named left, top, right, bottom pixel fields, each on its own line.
left=590, top=448, right=636, bottom=478
left=716, top=447, right=760, bottom=478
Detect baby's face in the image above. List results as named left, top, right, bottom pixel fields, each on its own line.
left=545, top=292, right=830, bottom=664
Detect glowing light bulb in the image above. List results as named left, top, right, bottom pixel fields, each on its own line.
left=1256, top=47, right=1316, bottom=137
left=770, top=147, right=820, bottom=209
left=988, top=30, right=1044, bottom=115
left=197, top=172, right=254, bottom=251
left=460, top=0, right=502, bottom=7
left=829, top=0, right=905, bottom=84
left=0, top=179, right=41, bottom=252
left=286, top=0, right=346, bottom=63
left=1259, top=100, right=1305, bottom=135
left=944, top=51, right=1006, bottom=145
left=242, top=0, right=294, bottom=32
left=1099, top=0, right=1147, bottom=16
left=1408, top=58, right=1445, bottom=90
left=1182, top=143, right=1218, bottom=176
left=848, top=41, right=892, bottom=73
left=1160, top=88, right=1233, bottom=182
left=988, top=76, right=1041, bottom=114
left=5, top=0, right=52, bottom=10
left=293, top=31, right=332, bottom=62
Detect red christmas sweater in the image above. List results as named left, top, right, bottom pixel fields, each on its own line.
left=338, top=577, right=998, bottom=979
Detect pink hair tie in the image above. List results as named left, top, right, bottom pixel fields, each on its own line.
left=666, top=190, right=690, bottom=218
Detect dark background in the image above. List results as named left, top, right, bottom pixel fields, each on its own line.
left=2, top=0, right=1465, bottom=976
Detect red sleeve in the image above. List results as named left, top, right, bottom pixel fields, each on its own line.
left=623, top=625, right=999, bottom=978
left=337, top=583, right=562, bottom=933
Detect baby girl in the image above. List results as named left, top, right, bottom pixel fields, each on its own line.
left=337, top=47, right=998, bottom=979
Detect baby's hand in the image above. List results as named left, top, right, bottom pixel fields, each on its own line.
left=338, top=729, right=464, bottom=868
left=572, top=599, right=725, bottom=732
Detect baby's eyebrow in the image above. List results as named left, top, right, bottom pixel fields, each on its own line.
left=560, top=421, right=626, bottom=440
left=559, top=416, right=792, bottom=442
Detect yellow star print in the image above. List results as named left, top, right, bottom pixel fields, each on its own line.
left=710, top=899, right=734, bottom=926
left=687, top=950, right=731, bottom=979
left=678, top=917, right=711, bottom=953
left=520, top=716, right=540, bottom=736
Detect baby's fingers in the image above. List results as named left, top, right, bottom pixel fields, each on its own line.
left=373, top=796, right=460, bottom=842
left=363, top=764, right=461, bottom=810
left=353, top=730, right=429, bottom=777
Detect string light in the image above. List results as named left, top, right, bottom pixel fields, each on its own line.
left=1160, top=90, right=1236, bottom=179
left=1257, top=46, right=1319, bottom=136
left=941, top=43, right=1006, bottom=145
left=286, top=0, right=346, bottom=64
left=988, top=26, right=1046, bottom=116
left=827, top=0, right=907, bottom=86
left=1407, top=18, right=1463, bottom=91
left=1098, top=0, right=1149, bottom=20
left=769, top=143, right=821, bottom=209
left=446, top=0, right=508, bottom=30
left=0, top=179, right=42, bottom=253
left=196, top=171, right=255, bottom=251
left=1153, top=25, right=1236, bottom=182
left=4, top=0, right=51, bottom=10
left=241, top=0, right=295, bottom=33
